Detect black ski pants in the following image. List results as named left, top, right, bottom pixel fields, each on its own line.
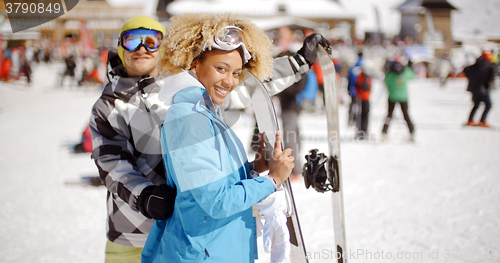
left=357, top=100, right=370, bottom=138
left=468, top=94, right=492, bottom=122
left=348, top=95, right=358, bottom=126
left=382, top=100, right=415, bottom=134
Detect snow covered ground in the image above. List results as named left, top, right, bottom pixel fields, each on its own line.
left=1, top=62, right=499, bottom=263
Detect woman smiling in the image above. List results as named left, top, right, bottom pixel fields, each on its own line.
left=141, top=13, right=295, bottom=263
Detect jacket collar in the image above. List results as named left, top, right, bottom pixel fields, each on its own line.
left=102, top=74, right=162, bottom=102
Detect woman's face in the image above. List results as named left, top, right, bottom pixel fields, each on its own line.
left=191, top=49, right=243, bottom=105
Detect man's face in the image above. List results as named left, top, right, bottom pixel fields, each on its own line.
left=123, top=46, right=160, bottom=77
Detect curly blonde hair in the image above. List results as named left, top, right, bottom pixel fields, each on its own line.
left=159, top=13, right=274, bottom=81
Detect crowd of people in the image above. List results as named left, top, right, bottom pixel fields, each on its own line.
left=0, top=38, right=109, bottom=87
left=0, top=45, right=32, bottom=83
left=346, top=48, right=498, bottom=139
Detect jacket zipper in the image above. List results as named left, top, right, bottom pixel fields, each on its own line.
left=140, top=89, right=150, bottom=112
left=138, top=77, right=155, bottom=113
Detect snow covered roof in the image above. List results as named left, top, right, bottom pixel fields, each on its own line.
left=167, top=0, right=356, bottom=19
left=421, top=0, right=457, bottom=9
left=251, top=17, right=321, bottom=31
left=396, top=0, right=426, bottom=14
left=396, top=0, right=457, bottom=14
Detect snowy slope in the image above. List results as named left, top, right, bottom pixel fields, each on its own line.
left=449, top=0, right=500, bottom=40
left=0, top=63, right=499, bottom=262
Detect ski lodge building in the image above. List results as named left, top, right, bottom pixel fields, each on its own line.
left=0, top=0, right=358, bottom=49
left=0, top=0, right=140, bottom=48
left=0, top=0, right=498, bottom=59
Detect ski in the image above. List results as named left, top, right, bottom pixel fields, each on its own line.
left=302, top=46, right=347, bottom=263
left=245, top=71, right=309, bottom=263
left=64, top=176, right=103, bottom=187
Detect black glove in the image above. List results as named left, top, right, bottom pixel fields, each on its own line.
left=296, top=33, right=332, bottom=67
left=138, top=184, right=176, bottom=220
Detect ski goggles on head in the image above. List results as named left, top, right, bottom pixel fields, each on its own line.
left=204, top=26, right=252, bottom=64
left=119, top=28, right=163, bottom=52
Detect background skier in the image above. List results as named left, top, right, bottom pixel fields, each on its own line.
left=382, top=56, right=416, bottom=141
left=354, top=60, right=372, bottom=140
left=275, top=51, right=317, bottom=181
left=347, top=51, right=363, bottom=126
left=60, top=55, right=77, bottom=86
left=463, top=51, right=497, bottom=127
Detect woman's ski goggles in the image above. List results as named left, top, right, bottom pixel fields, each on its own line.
left=204, top=26, right=252, bottom=64
left=119, top=28, right=163, bottom=52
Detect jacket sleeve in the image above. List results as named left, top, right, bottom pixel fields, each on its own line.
left=162, top=105, right=274, bottom=219
left=487, top=63, right=498, bottom=88
left=89, top=94, right=153, bottom=211
left=222, top=55, right=310, bottom=110
left=462, top=65, right=471, bottom=78
left=384, top=72, right=392, bottom=88
left=264, top=55, right=310, bottom=96
left=405, top=67, right=416, bottom=80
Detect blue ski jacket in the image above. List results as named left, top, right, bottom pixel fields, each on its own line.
left=142, top=79, right=275, bottom=262
left=347, top=56, right=363, bottom=97
left=296, top=70, right=319, bottom=106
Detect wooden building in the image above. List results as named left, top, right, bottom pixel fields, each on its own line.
left=0, top=0, right=142, bottom=45
left=397, top=0, right=457, bottom=57
left=165, top=0, right=357, bottom=43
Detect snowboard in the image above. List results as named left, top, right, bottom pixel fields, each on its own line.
left=244, top=71, right=309, bottom=262
left=317, top=45, right=347, bottom=263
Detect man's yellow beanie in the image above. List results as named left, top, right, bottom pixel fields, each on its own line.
left=118, top=16, right=166, bottom=67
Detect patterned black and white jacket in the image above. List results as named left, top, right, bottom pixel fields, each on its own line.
left=89, top=52, right=310, bottom=247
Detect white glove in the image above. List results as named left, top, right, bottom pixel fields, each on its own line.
left=252, top=205, right=264, bottom=237
left=256, top=190, right=290, bottom=263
